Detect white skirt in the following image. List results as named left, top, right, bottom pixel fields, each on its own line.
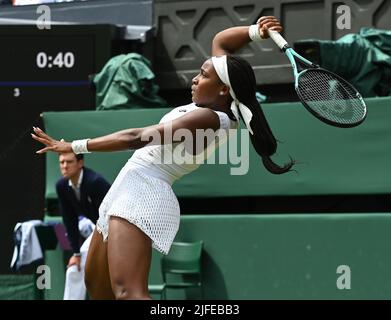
left=96, top=162, right=180, bottom=255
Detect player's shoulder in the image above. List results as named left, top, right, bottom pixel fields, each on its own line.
left=172, top=102, right=199, bottom=113
left=159, top=103, right=199, bottom=123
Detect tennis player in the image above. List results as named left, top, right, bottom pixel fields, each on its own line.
left=32, top=16, right=294, bottom=300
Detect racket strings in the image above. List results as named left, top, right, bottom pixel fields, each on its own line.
left=298, top=70, right=366, bottom=125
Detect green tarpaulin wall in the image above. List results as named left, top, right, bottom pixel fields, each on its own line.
left=0, top=275, right=41, bottom=300
left=319, top=28, right=391, bottom=97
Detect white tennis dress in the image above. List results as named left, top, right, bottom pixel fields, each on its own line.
left=96, top=103, right=237, bottom=254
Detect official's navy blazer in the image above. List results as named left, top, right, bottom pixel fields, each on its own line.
left=56, top=167, right=111, bottom=254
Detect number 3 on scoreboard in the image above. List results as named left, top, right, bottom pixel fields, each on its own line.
left=14, top=88, right=20, bottom=97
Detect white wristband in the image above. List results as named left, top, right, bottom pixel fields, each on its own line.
left=248, top=24, right=263, bottom=42
left=71, top=139, right=91, bottom=154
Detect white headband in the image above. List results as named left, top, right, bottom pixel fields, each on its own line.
left=211, top=55, right=254, bottom=135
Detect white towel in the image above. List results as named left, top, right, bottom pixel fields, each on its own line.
left=63, top=233, right=93, bottom=300
left=10, top=220, right=44, bottom=270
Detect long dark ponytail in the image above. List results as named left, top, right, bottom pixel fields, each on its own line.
left=227, top=55, right=294, bottom=174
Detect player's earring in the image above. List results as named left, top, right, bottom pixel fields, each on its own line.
left=219, top=92, right=224, bottom=95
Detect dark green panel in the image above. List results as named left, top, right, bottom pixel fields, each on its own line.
left=0, top=275, right=40, bottom=300
left=37, top=213, right=391, bottom=299
left=42, top=97, right=391, bottom=199
left=149, top=214, right=391, bottom=299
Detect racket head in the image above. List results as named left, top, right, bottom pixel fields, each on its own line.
left=295, top=68, right=367, bottom=128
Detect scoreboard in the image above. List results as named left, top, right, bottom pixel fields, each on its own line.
left=0, top=24, right=114, bottom=107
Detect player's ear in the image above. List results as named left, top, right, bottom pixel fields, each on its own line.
left=219, top=84, right=230, bottom=96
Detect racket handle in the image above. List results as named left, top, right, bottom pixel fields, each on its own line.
left=268, top=30, right=289, bottom=50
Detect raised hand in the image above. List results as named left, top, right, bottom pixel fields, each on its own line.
left=31, top=127, right=72, bottom=154
left=257, top=16, right=283, bottom=39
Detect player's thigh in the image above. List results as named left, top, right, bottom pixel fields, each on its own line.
left=107, top=216, right=152, bottom=299
left=84, top=228, right=114, bottom=299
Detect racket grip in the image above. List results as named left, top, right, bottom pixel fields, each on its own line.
left=268, top=30, right=289, bottom=50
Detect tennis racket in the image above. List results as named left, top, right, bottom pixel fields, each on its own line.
left=268, top=30, right=367, bottom=128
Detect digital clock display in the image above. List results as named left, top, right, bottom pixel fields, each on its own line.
left=0, top=35, right=94, bottom=82
left=36, top=52, right=76, bottom=69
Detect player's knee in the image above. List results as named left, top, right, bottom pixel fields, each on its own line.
left=111, top=282, right=150, bottom=300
